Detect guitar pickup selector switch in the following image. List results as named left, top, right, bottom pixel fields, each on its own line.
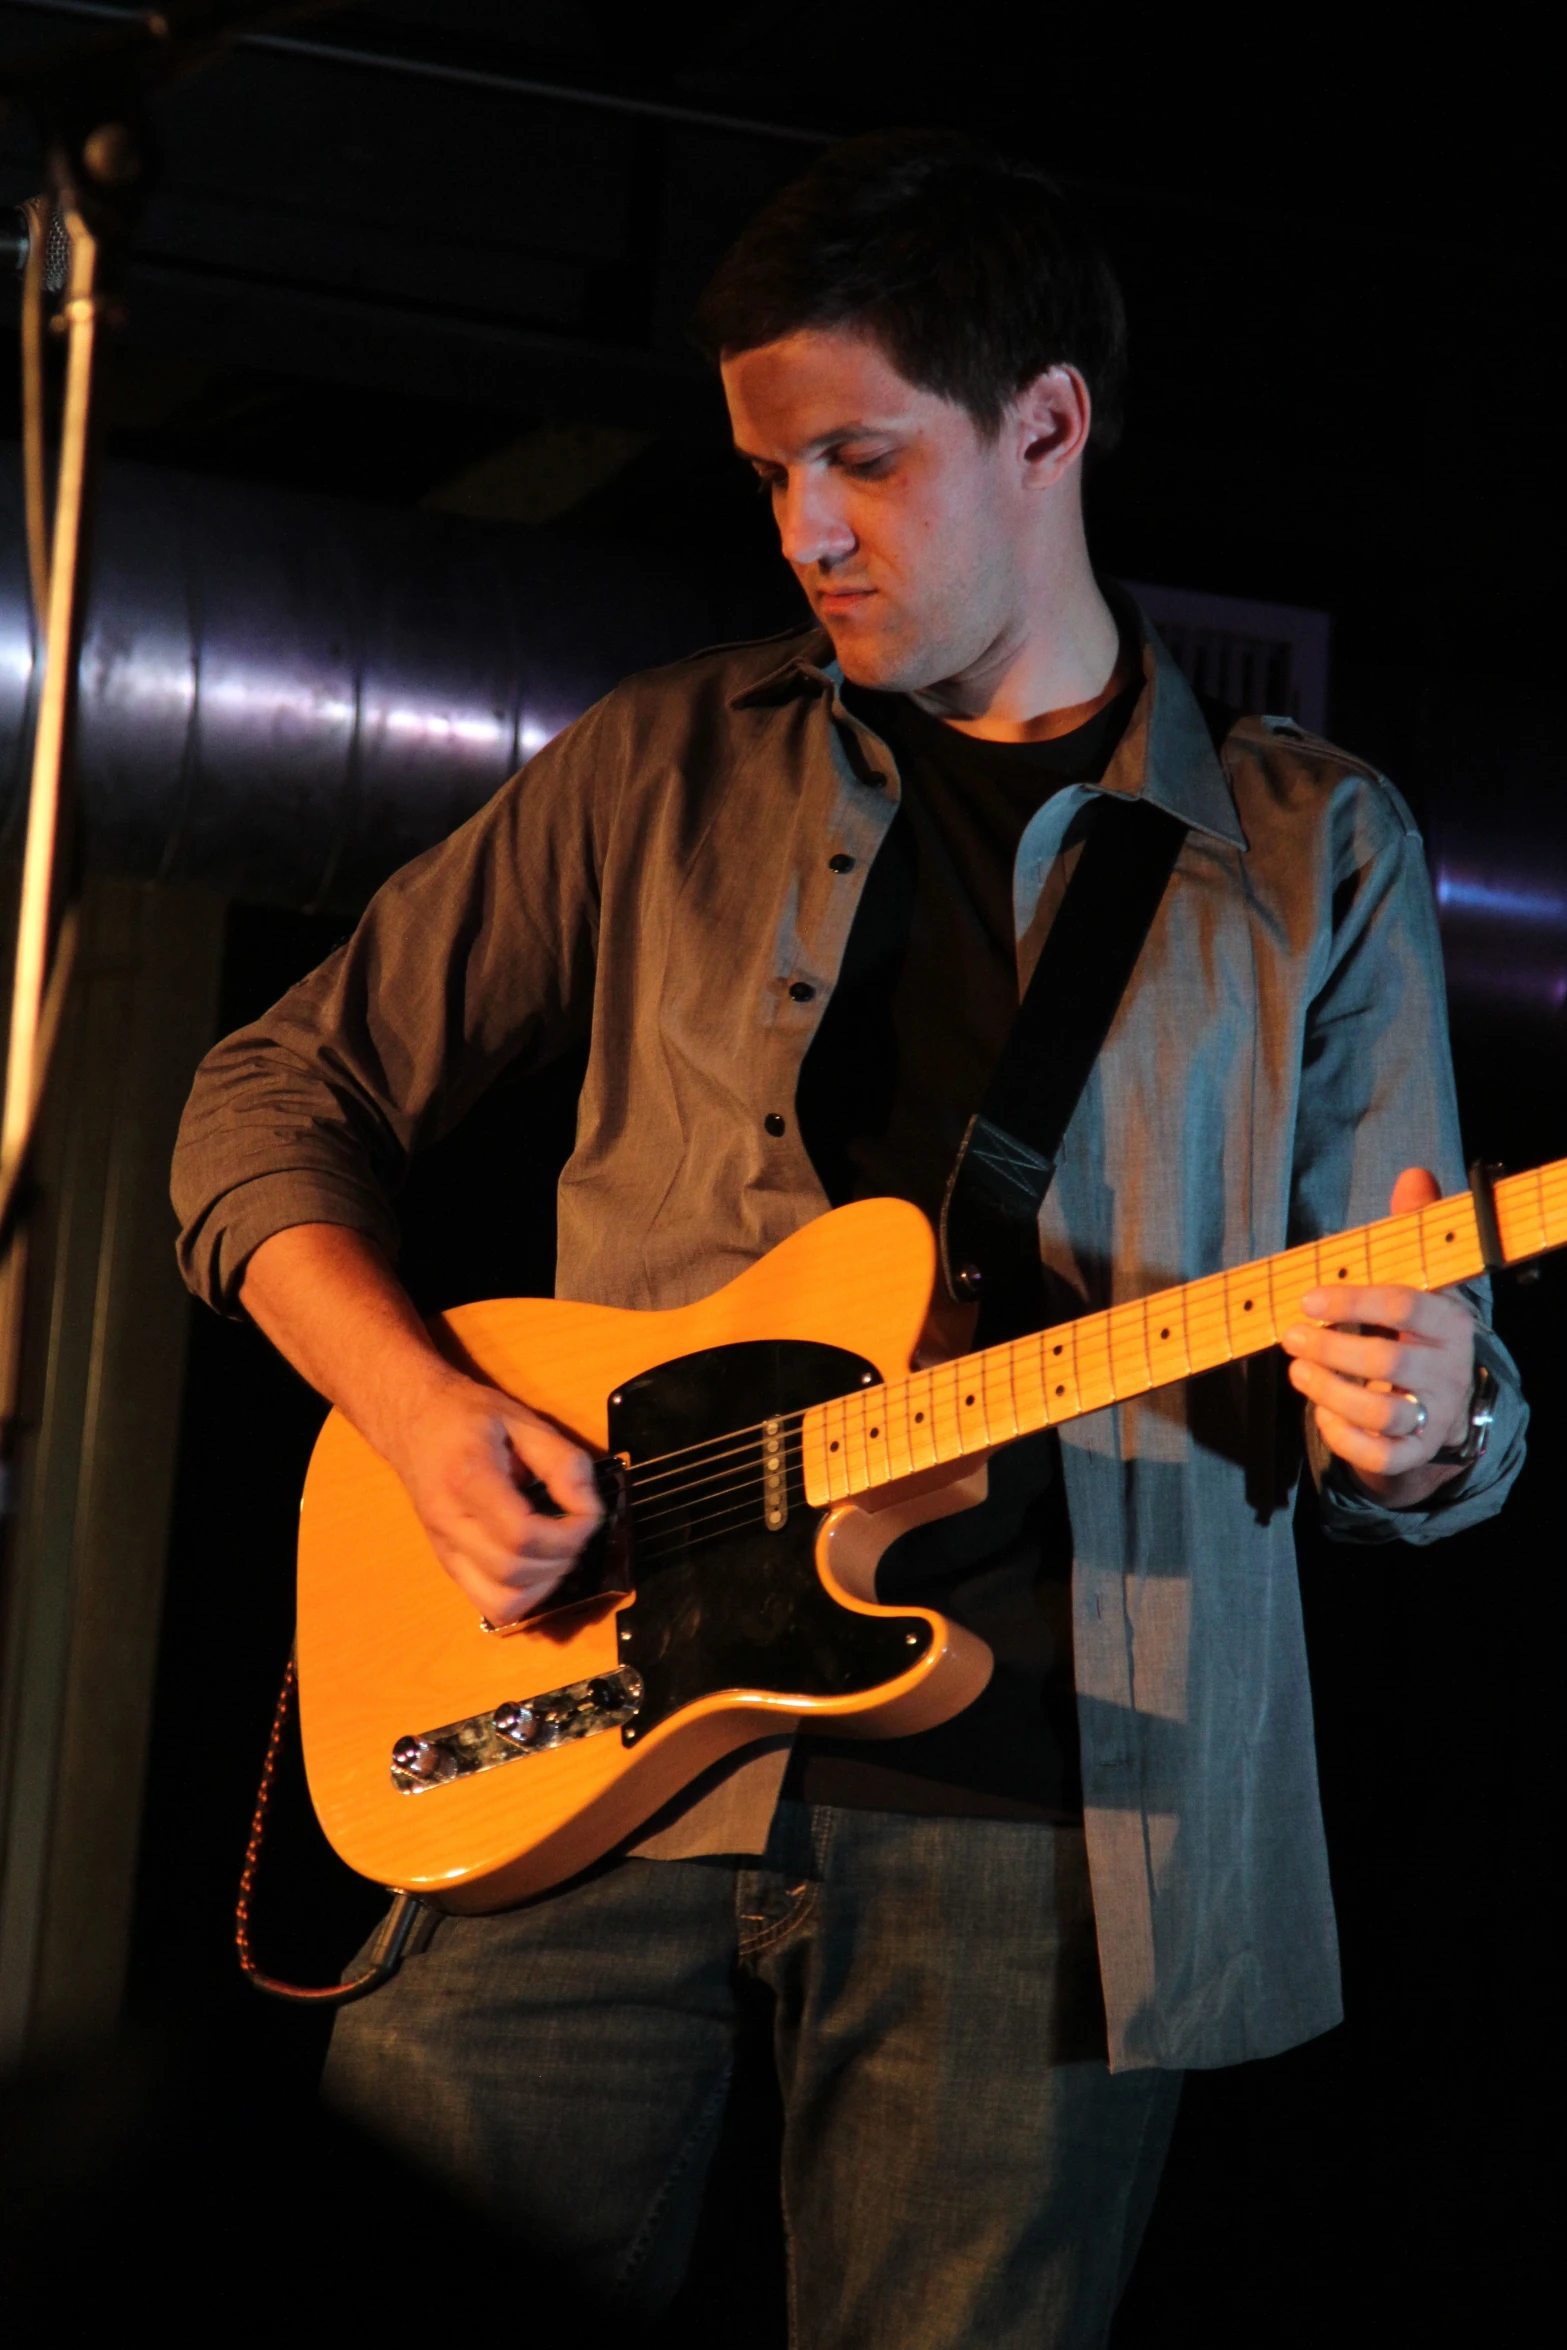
left=389, top=1666, right=644, bottom=1794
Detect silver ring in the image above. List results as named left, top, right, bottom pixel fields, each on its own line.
left=1400, top=1392, right=1427, bottom=1434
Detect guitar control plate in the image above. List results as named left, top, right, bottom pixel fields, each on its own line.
left=390, top=1664, right=643, bottom=1794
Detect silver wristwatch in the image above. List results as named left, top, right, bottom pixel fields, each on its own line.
left=1431, top=1361, right=1497, bottom=1468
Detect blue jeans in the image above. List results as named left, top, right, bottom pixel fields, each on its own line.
left=324, top=1800, right=1180, bottom=2348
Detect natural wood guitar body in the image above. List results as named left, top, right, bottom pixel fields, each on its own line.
left=297, top=1198, right=993, bottom=1912
left=298, top=1157, right=1565, bottom=1913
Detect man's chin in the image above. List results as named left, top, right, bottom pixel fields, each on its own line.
left=818, top=620, right=928, bottom=696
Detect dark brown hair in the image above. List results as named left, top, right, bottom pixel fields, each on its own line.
left=690, top=130, right=1127, bottom=453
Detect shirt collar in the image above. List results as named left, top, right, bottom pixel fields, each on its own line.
left=729, top=606, right=1248, bottom=853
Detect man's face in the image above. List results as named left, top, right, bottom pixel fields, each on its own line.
left=722, top=328, right=1030, bottom=695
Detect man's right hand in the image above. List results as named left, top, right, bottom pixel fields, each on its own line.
left=239, top=1223, right=602, bottom=1625
left=377, top=1369, right=604, bottom=1625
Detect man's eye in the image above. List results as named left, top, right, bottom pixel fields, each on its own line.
left=838, top=452, right=893, bottom=479
left=752, top=471, right=784, bottom=497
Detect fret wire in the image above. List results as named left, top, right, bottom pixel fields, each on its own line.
left=1183, top=1272, right=1227, bottom=1371
left=983, top=1336, right=1017, bottom=1447
left=1039, top=1322, right=1070, bottom=1421
left=887, top=1387, right=909, bottom=1480
left=857, top=1386, right=879, bottom=1491
left=825, top=1390, right=850, bottom=1503
left=1065, top=1318, right=1084, bottom=1418
left=1013, top=1328, right=1048, bottom=1435
left=890, top=1377, right=911, bottom=1477
left=1107, top=1296, right=1147, bottom=1398
left=916, top=1358, right=937, bottom=1459
left=1141, top=1290, right=1161, bottom=1394
left=1005, top=1335, right=1025, bottom=1438
left=801, top=1407, right=828, bottom=1507
left=808, top=1161, right=1565, bottom=1505
left=877, top=1374, right=910, bottom=1482
left=837, top=1389, right=860, bottom=1498
left=1010, top=1344, right=1033, bottom=1428
left=905, top=1371, right=926, bottom=1474
left=898, top=1372, right=922, bottom=1475
left=845, top=1386, right=873, bottom=1491
left=949, top=1354, right=973, bottom=1455
left=1074, top=1306, right=1115, bottom=1412
left=925, top=1355, right=955, bottom=1462
left=1268, top=1245, right=1295, bottom=1342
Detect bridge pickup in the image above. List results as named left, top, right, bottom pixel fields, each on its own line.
left=390, top=1664, right=644, bottom=1794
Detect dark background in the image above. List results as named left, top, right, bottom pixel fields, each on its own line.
left=1, top=3, right=1559, bottom=2339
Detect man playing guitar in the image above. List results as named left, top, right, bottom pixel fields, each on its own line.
left=174, top=132, right=1525, bottom=2348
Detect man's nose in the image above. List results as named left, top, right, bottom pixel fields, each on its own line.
left=777, top=472, right=857, bottom=571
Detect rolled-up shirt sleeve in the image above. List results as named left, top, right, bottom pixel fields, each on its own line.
left=172, top=694, right=617, bottom=1315
left=1287, top=767, right=1527, bottom=1542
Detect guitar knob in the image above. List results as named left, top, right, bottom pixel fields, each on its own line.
left=391, top=1735, right=444, bottom=1781
left=492, top=1702, right=537, bottom=1746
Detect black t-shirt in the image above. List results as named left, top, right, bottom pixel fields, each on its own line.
left=786, top=675, right=1140, bottom=1820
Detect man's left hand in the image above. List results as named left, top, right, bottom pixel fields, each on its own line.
left=1280, top=1166, right=1477, bottom=1508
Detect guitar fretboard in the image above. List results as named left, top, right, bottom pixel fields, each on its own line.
left=800, top=1160, right=1565, bottom=1506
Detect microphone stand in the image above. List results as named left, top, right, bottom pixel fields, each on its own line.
left=0, top=2, right=338, bottom=1507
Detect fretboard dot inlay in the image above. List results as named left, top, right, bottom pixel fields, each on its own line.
left=789, top=1172, right=1567, bottom=1514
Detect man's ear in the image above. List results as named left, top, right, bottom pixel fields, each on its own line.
left=1014, top=365, right=1092, bottom=487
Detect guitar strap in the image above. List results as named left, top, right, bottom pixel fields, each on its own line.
left=939, top=790, right=1190, bottom=1342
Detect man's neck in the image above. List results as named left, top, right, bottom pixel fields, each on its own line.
left=908, top=548, right=1125, bottom=745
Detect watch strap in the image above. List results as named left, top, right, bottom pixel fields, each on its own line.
left=1431, top=1360, right=1497, bottom=1468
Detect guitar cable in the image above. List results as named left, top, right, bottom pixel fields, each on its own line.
left=236, top=1647, right=437, bottom=2005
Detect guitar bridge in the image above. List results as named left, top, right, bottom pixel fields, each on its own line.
left=390, top=1664, right=644, bottom=1794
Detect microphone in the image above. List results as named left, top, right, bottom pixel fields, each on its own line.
left=2, top=199, right=72, bottom=291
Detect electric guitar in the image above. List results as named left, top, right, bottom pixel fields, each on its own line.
left=297, top=1161, right=1563, bottom=1911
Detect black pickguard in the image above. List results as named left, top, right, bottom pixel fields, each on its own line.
left=608, top=1341, right=932, bottom=1738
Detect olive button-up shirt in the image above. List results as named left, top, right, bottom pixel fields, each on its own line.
left=173, top=614, right=1526, bottom=2071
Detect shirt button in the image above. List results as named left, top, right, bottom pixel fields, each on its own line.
left=788, top=981, right=816, bottom=1003
left=764, top=1113, right=787, bottom=1137
left=827, top=853, right=855, bottom=873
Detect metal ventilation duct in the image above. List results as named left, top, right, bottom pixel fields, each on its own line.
left=1, top=450, right=1560, bottom=1027
left=0, top=450, right=731, bottom=911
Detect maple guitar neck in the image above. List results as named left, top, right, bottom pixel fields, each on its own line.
left=800, top=1159, right=1566, bottom=1507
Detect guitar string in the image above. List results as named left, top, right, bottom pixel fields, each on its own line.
left=635, top=1470, right=801, bottom=1540
left=616, top=1209, right=1524, bottom=1523
left=621, top=1353, right=1015, bottom=1508
left=631, top=1478, right=808, bottom=1550
left=600, top=1186, right=1542, bottom=1498
left=623, top=1365, right=980, bottom=1501
left=623, top=1369, right=1007, bottom=1520
left=629, top=1452, right=806, bottom=1534
left=628, top=1433, right=807, bottom=1536
left=627, top=1426, right=793, bottom=1492
left=612, top=1403, right=816, bottom=1477
left=633, top=1477, right=812, bottom=1567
